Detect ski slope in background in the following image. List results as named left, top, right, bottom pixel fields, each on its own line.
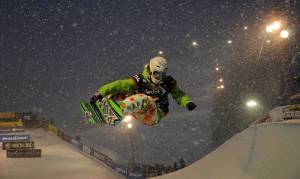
left=0, top=129, right=124, bottom=179
left=154, top=120, right=300, bottom=179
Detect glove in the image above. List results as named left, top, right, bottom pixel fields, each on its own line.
left=90, top=93, right=103, bottom=104
left=186, top=102, right=196, bottom=111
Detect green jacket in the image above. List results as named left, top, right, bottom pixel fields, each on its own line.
left=98, top=65, right=192, bottom=111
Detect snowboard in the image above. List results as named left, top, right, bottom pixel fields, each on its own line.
left=80, top=95, right=123, bottom=126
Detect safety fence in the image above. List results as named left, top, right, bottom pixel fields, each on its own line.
left=46, top=123, right=143, bottom=179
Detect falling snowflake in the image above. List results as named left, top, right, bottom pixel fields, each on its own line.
left=79, top=8, right=85, bottom=14
left=72, top=22, right=77, bottom=27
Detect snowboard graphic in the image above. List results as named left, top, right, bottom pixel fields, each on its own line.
left=80, top=95, right=123, bottom=126
left=80, top=94, right=160, bottom=126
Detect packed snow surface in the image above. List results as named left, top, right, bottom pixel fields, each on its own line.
left=154, top=120, right=300, bottom=179
left=0, top=129, right=124, bottom=179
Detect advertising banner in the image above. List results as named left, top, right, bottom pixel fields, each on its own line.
left=116, top=165, right=128, bottom=176
left=269, top=105, right=300, bottom=122
left=2, top=141, right=34, bottom=150
left=282, top=105, right=300, bottom=120
left=0, top=127, right=25, bottom=133
left=7, top=149, right=42, bottom=158
left=82, top=144, right=91, bottom=155
left=0, top=120, right=23, bottom=128
left=128, top=172, right=144, bottom=179
left=93, top=149, right=106, bottom=162
left=104, top=156, right=116, bottom=169
left=0, top=134, right=31, bottom=142
left=0, top=112, right=16, bottom=118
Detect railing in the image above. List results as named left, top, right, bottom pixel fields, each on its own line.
left=45, top=123, right=143, bottom=179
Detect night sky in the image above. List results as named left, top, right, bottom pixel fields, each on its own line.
left=1, top=1, right=260, bottom=165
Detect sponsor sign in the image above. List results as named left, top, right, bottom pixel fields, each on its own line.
left=93, top=150, right=106, bottom=162
left=7, top=149, right=42, bottom=158
left=283, top=105, right=300, bottom=120
left=0, top=120, right=23, bottom=128
left=116, top=165, right=128, bottom=176
left=0, top=134, right=30, bottom=142
left=128, top=172, right=143, bottom=179
left=269, top=105, right=300, bottom=121
left=82, top=145, right=91, bottom=154
left=2, top=141, right=34, bottom=150
left=104, top=156, right=116, bottom=169
left=0, top=127, right=25, bottom=133
left=283, top=110, right=300, bottom=119
left=0, top=112, right=16, bottom=118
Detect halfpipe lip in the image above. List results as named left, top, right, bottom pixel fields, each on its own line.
left=153, top=119, right=300, bottom=179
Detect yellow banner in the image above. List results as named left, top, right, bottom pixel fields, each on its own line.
left=0, top=119, right=23, bottom=127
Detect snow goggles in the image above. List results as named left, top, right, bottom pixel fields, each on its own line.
left=152, top=71, right=166, bottom=80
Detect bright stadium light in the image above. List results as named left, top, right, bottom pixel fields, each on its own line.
left=192, top=41, right=198, bottom=47
left=266, top=25, right=273, bottom=33
left=271, top=21, right=281, bottom=31
left=216, top=85, right=224, bottom=89
left=158, top=50, right=164, bottom=55
left=266, top=21, right=281, bottom=33
left=280, top=30, right=289, bottom=39
left=246, top=100, right=258, bottom=108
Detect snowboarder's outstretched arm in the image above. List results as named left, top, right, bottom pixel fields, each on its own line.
left=169, top=81, right=196, bottom=111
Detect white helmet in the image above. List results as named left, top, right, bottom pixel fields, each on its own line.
left=149, top=56, right=168, bottom=84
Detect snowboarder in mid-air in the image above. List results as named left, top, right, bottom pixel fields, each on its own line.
left=89, top=56, right=196, bottom=126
